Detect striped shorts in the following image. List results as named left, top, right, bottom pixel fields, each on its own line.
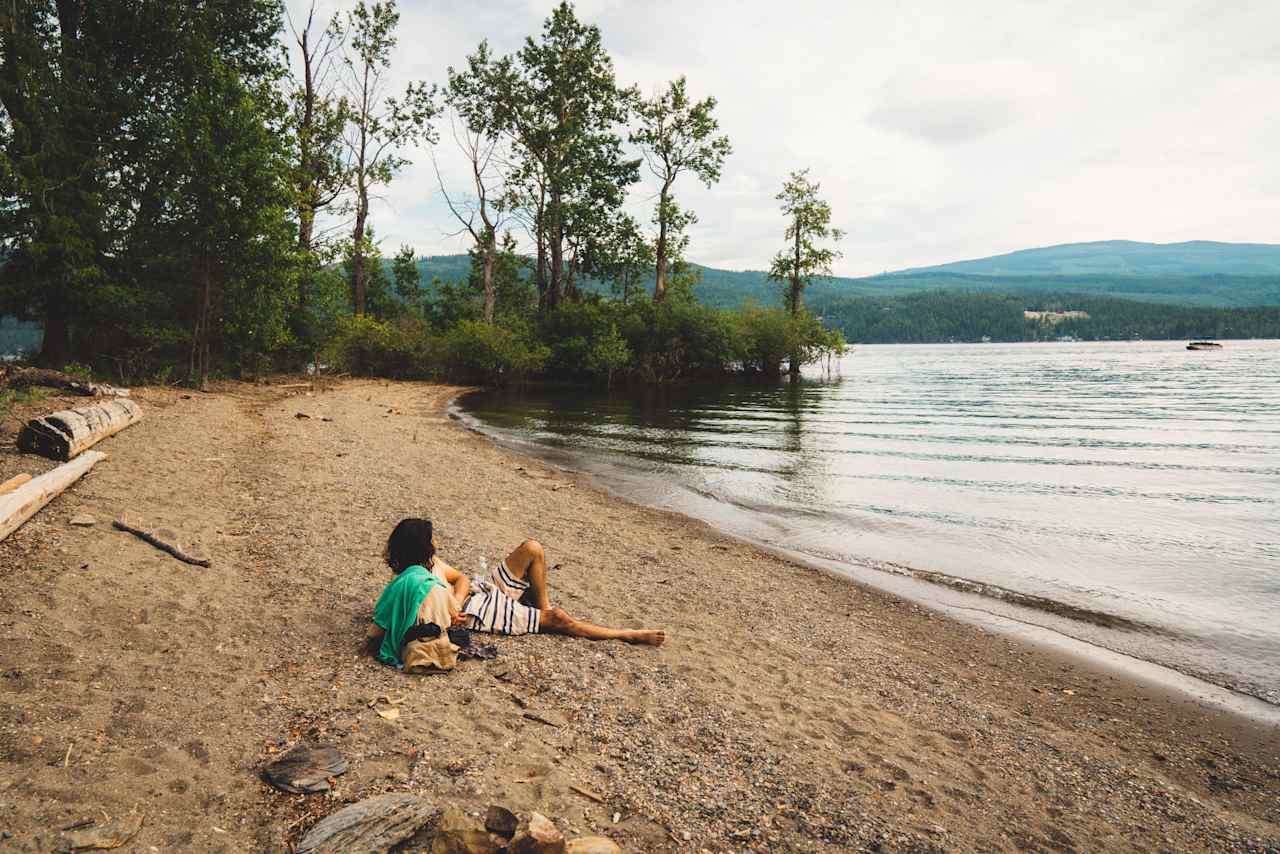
left=461, top=561, right=541, bottom=635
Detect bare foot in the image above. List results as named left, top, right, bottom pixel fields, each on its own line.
left=626, top=629, right=666, bottom=646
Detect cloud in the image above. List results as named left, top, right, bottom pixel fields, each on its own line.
left=867, top=95, right=1024, bottom=144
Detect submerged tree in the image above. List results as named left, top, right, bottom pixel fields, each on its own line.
left=631, top=76, right=731, bottom=302
left=340, top=0, right=436, bottom=316
left=768, top=169, right=844, bottom=376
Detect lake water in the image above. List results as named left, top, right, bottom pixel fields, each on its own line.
left=457, top=341, right=1280, bottom=705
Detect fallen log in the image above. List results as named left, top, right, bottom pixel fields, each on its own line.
left=111, top=520, right=211, bottom=567
left=0, top=473, right=32, bottom=495
left=0, top=451, right=106, bottom=541
left=17, top=399, right=143, bottom=461
left=1, top=366, right=129, bottom=397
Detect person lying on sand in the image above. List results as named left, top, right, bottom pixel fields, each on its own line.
left=368, top=518, right=664, bottom=666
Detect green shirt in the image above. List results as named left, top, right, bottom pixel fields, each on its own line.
left=372, top=564, right=440, bottom=667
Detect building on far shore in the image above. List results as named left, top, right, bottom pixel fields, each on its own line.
left=1024, top=309, right=1089, bottom=324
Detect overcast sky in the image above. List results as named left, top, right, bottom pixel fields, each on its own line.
left=284, top=0, right=1280, bottom=277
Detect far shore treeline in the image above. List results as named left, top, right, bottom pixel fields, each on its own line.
left=0, top=0, right=846, bottom=387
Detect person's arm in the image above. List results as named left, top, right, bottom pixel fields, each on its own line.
left=366, top=623, right=385, bottom=656
left=435, top=560, right=471, bottom=608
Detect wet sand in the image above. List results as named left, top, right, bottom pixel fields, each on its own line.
left=0, top=379, right=1277, bottom=852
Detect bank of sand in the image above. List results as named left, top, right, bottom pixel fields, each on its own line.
left=0, top=379, right=1277, bottom=853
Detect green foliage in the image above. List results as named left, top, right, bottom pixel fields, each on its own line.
left=487, top=1, right=640, bottom=307
left=586, top=325, right=630, bottom=386
left=440, top=320, right=549, bottom=384
left=323, top=314, right=433, bottom=378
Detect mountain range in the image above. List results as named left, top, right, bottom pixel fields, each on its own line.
left=416, top=240, right=1280, bottom=309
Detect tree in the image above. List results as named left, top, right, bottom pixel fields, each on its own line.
left=440, top=44, right=511, bottom=324
left=491, top=2, right=638, bottom=309
left=631, top=76, right=731, bottom=302
left=767, top=169, right=844, bottom=376
left=340, top=0, right=436, bottom=316
left=602, top=216, right=654, bottom=305
left=391, top=244, right=420, bottom=301
left=0, top=0, right=287, bottom=373
left=130, top=11, right=296, bottom=389
left=0, top=1, right=166, bottom=364
left=285, top=2, right=349, bottom=332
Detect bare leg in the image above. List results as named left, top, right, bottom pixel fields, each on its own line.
left=503, top=539, right=551, bottom=610
left=540, top=606, right=665, bottom=647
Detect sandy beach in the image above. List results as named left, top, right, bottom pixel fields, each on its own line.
left=0, top=378, right=1277, bottom=853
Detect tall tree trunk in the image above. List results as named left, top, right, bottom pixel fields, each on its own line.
left=351, top=190, right=368, bottom=316
left=653, top=181, right=672, bottom=302
left=533, top=188, right=548, bottom=310
left=548, top=197, right=564, bottom=309
left=481, top=231, right=496, bottom=324
left=789, top=225, right=802, bottom=377
left=38, top=298, right=71, bottom=368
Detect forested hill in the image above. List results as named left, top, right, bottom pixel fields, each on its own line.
left=897, top=240, right=1280, bottom=278
left=415, top=254, right=1280, bottom=309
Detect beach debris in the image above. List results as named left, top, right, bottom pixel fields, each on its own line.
left=59, top=811, right=143, bottom=850
left=484, top=805, right=518, bottom=838
left=18, top=399, right=142, bottom=461
left=458, top=642, right=498, bottom=661
left=565, top=837, right=621, bottom=854
left=296, top=794, right=437, bottom=854
left=370, top=695, right=404, bottom=721
left=69, top=514, right=97, bottom=527
left=261, top=743, right=348, bottom=794
left=0, top=473, right=32, bottom=495
left=1, top=451, right=106, bottom=542
left=1062, top=689, right=1076, bottom=697
left=296, top=412, right=312, bottom=419
left=508, top=812, right=565, bottom=854
left=431, top=807, right=499, bottom=854
left=111, top=520, right=211, bottom=568
left=2, top=366, right=129, bottom=398
left=568, top=784, right=605, bottom=804
left=522, top=710, right=567, bottom=728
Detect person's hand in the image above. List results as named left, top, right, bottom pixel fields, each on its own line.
left=451, top=613, right=467, bottom=627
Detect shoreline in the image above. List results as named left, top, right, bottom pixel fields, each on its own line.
left=449, top=391, right=1280, bottom=724
left=0, top=379, right=1277, bottom=852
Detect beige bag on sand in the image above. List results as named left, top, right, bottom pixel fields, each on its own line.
left=401, top=583, right=461, bottom=674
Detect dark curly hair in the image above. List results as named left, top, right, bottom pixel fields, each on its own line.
left=385, top=518, right=435, bottom=573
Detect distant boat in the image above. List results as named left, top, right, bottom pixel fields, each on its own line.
left=1186, top=341, right=1223, bottom=351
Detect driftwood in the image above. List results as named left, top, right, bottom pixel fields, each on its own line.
left=261, top=744, right=348, bottom=793
left=0, top=473, right=32, bottom=495
left=111, top=520, right=210, bottom=567
left=17, top=399, right=143, bottom=461
left=2, top=366, right=129, bottom=398
left=60, top=811, right=144, bottom=850
left=296, top=795, right=438, bottom=854
left=0, top=451, right=106, bottom=541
